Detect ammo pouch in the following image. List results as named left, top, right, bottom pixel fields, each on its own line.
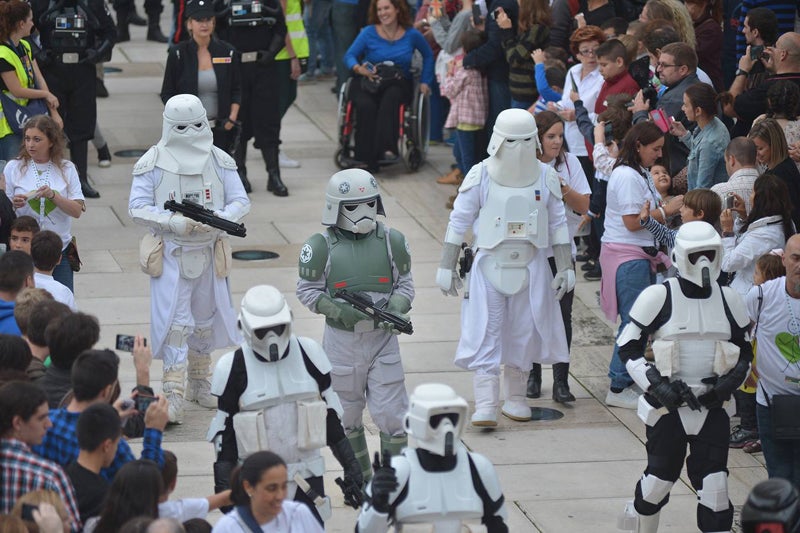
left=214, top=236, right=232, bottom=277
left=175, top=246, right=210, bottom=280
left=139, top=233, right=164, bottom=277
left=297, top=399, right=327, bottom=451
left=232, top=411, right=270, bottom=458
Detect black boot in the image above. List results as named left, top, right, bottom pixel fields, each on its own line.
left=80, top=178, right=100, bottom=198
left=240, top=174, right=252, bottom=193
left=262, top=146, right=288, bottom=197
left=146, top=14, right=168, bottom=43
left=233, top=138, right=251, bottom=192
left=116, top=9, right=131, bottom=42
left=129, top=8, right=147, bottom=25
left=552, top=362, right=575, bottom=403
left=526, top=363, right=542, bottom=399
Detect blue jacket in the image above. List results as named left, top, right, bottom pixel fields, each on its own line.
left=680, top=116, right=731, bottom=190
left=0, top=299, right=20, bottom=336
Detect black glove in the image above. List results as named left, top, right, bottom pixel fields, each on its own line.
left=330, top=437, right=364, bottom=509
left=369, top=451, right=397, bottom=514
left=698, top=359, right=750, bottom=408
left=647, top=378, right=684, bottom=411
left=81, top=48, right=99, bottom=64
left=256, top=50, right=275, bottom=66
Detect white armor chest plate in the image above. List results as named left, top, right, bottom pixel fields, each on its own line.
left=395, top=446, right=484, bottom=532
left=153, top=158, right=226, bottom=210
left=654, top=280, right=732, bottom=389
left=475, top=179, right=549, bottom=295
left=239, top=341, right=320, bottom=411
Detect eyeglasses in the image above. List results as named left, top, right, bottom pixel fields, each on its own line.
left=578, top=48, right=598, bottom=57
left=656, top=62, right=680, bottom=69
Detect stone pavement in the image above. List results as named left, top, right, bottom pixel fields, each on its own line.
left=78, top=18, right=769, bottom=531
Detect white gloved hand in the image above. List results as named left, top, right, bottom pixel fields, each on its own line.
left=168, top=214, right=211, bottom=235
left=436, top=267, right=462, bottom=296
left=551, top=269, right=575, bottom=301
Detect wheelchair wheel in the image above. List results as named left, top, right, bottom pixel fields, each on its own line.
left=402, top=89, right=430, bottom=172
left=335, top=80, right=356, bottom=169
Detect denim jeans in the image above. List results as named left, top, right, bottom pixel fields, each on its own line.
left=304, top=0, right=334, bottom=75
left=453, top=129, right=478, bottom=176
left=428, top=78, right=446, bottom=142
left=608, top=258, right=654, bottom=389
left=53, top=251, right=73, bottom=293
left=486, top=77, right=511, bottom=139
left=332, top=2, right=360, bottom=92
left=757, top=403, right=800, bottom=488
left=511, top=98, right=533, bottom=110
left=0, top=134, right=21, bottom=161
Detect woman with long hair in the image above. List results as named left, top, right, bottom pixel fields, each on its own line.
left=526, top=111, right=591, bottom=402
left=669, top=82, right=730, bottom=190
left=748, top=117, right=800, bottom=229
left=343, top=0, right=434, bottom=173
left=212, top=451, right=322, bottom=532
left=89, top=460, right=163, bottom=533
left=639, top=0, right=696, bottom=48
left=0, top=0, right=61, bottom=160
left=4, top=115, right=84, bottom=291
left=757, top=81, right=800, bottom=171
left=599, top=122, right=683, bottom=409
left=720, top=173, right=794, bottom=296
left=497, top=0, right=551, bottom=109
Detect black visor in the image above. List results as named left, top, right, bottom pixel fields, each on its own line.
left=429, top=413, right=459, bottom=429
left=253, top=324, right=286, bottom=339
left=688, top=250, right=716, bottom=264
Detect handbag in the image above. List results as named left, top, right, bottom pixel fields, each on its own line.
left=64, top=236, right=82, bottom=272
left=0, top=91, right=48, bottom=135
left=361, top=62, right=405, bottom=94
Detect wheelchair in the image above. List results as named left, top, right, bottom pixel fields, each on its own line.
left=334, top=68, right=430, bottom=172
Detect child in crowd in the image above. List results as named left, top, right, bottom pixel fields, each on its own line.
left=638, top=188, right=722, bottom=249
left=158, top=450, right=231, bottom=523
left=31, top=230, right=76, bottom=310
left=440, top=29, right=488, bottom=194
left=731, top=251, right=786, bottom=454
left=531, top=48, right=566, bottom=114
left=651, top=162, right=679, bottom=228
left=9, top=216, right=40, bottom=254
left=594, top=38, right=640, bottom=114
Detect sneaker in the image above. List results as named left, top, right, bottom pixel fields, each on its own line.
left=279, top=150, right=301, bottom=168
left=186, top=378, right=217, bottom=408
left=743, top=439, right=762, bottom=453
left=576, top=252, right=592, bottom=262
left=730, top=425, right=759, bottom=448
left=97, top=144, right=112, bottom=168
left=605, top=388, right=640, bottom=409
left=584, top=264, right=602, bottom=281
left=298, top=72, right=317, bottom=84
left=581, top=259, right=597, bottom=271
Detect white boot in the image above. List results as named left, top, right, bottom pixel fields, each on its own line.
left=501, top=365, right=532, bottom=421
left=185, top=351, right=217, bottom=408
left=163, top=363, right=186, bottom=424
left=636, top=512, right=660, bottom=533
left=471, top=374, right=499, bottom=427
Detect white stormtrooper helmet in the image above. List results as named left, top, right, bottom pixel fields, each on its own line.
left=156, top=94, right=214, bottom=174
left=404, top=383, right=468, bottom=457
left=671, top=221, right=723, bottom=289
left=486, top=108, right=542, bottom=187
left=322, top=168, right=385, bottom=234
left=238, top=285, right=293, bottom=362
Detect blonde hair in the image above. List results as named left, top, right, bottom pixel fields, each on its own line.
left=17, top=115, right=70, bottom=187
left=644, top=0, right=696, bottom=48
left=11, top=490, right=70, bottom=532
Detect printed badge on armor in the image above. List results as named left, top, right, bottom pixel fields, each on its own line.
left=300, top=244, right=313, bottom=263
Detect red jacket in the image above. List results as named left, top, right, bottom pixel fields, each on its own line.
left=595, top=70, right=640, bottom=114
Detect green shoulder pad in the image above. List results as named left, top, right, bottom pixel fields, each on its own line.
left=298, top=233, right=329, bottom=281
left=388, top=227, right=411, bottom=275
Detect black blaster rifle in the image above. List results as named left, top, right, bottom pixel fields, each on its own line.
left=164, top=199, right=247, bottom=238
left=334, top=289, right=413, bottom=335
left=673, top=380, right=702, bottom=411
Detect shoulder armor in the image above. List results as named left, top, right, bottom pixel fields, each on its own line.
left=628, top=283, right=669, bottom=329
left=297, top=336, right=332, bottom=374
left=459, top=162, right=483, bottom=193
left=721, top=286, right=751, bottom=329
left=299, top=232, right=330, bottom=281
left=210, top=350, right=236, bottom=396
left=212, top=146, right=237, bottom=170
left=468, top=451, right=504, bottom=502
left=544, top=166, right=562, bottom=200
left=133, top=147, right=158, bottom=175
left=387, top=227, right=411, bottom=275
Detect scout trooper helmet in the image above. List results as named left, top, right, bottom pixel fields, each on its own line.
left=239, top=285, right=293, bottom=362
left=322, top=168, right=385, bottom=234
left=404, top=383, right=468, bottom=457
left=671, top=221, right=723, bottom=289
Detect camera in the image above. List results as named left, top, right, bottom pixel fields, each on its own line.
left=603, top=122, right=614, bottom=141
left=489, top=8, right=501, bottom=19
left=115, top=334, right=136, bottom=352
left=642, top=85, right=658, bottom=111
left=750, top=45, right=765, bottom=61
left=135, top=394, right=157, bottom=413
left=725, top=193, right=736, bottom=210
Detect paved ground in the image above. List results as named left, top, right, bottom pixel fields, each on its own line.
left=78, top=17, right=770, bottom=531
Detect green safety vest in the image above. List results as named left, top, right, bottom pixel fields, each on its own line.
left=275, top=0, right=309, bottom=60
left=0, top=40, right=34, bottom=138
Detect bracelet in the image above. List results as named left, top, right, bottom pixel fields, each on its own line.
left=48, top=191, right=56, bottom=200
left=657, top=206, right=666, bottom=221
left=225, top=118, right=241, bottom=126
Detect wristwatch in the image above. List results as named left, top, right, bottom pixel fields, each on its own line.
left=735, top=68, right=749, bottom=77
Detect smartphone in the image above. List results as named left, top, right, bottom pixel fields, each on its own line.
left=570, top=73, right=578, bottom=93
left=135, top=394, right=157, bottom=413
left=21, top=503, right=37, bottom=522
left=725, top=194, right=736, bottom=210
left=750, top=45, right=764, bottom=61
left=603, top=122, right=614, bottom=140
left=115, top=334, right=145, bottom=352
left=471, top=3, right=482, bottom=25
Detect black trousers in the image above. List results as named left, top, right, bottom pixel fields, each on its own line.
left=236, top=61, right=281, bottom=176
left=43, top=61, right=96, bottom=180
left=635, top=407, right=733, bottom=532
left=350, top=77, right=412, bottom=169
left=548, top=256, right=574, bottom=349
